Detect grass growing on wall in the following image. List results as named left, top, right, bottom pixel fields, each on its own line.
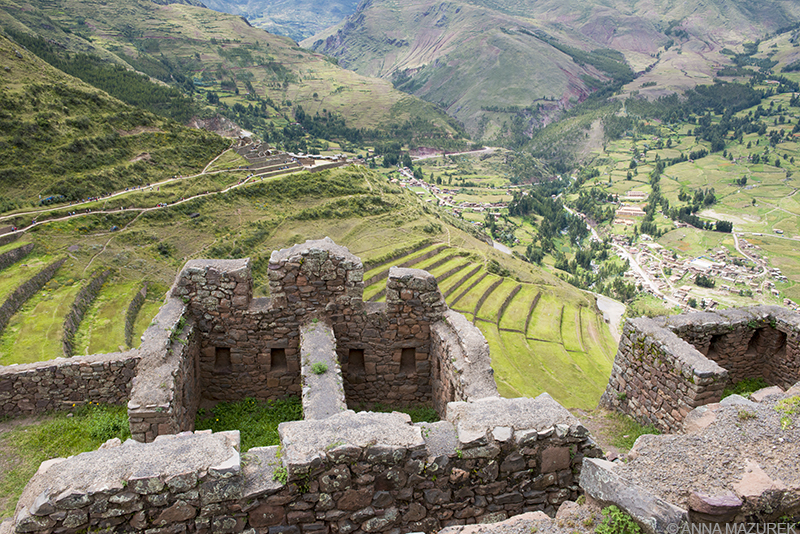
left=0, top=404, right=130, bottom=519
left=195, top=397, right=303, bottom=452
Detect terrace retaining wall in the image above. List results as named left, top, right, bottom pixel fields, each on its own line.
left=0, top=243, right=33, bottom=271
left=62, top=269, right=111, bottom=357
left=0, top=257, right=66, bottom=336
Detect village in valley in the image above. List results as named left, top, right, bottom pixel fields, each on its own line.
left=386, top=150, right=799, bottom=316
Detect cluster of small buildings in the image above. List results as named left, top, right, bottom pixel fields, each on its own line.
left=393, top=169, right=509, bottom=219
left=610, top=232, right=791, bottom=310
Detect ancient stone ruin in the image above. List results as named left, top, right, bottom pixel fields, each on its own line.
left=2, top=238, right=800, bottom=534
left=600, top=306, right=800, bottom=433
left=2, top=238, right=601, bottom=534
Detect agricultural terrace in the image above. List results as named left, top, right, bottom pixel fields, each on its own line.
left=362, top=242, right=617, bottom=409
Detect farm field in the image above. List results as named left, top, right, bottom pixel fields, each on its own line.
left=362, top=244, right=616, bottom=409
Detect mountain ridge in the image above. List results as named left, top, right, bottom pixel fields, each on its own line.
left=303, top=0, right=800, bottom=139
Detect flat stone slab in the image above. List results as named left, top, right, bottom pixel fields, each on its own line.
left=418, top=421, right=458, bottom=458
left=446, top=394, right=583, bottom=446
left=17, top=431, right=240, bottom=513
left=581, top=458, right=687, bottom=534
left=242, top=446, right=284, bottom=499
left=300, top=321, right=346, bottom=420
left=279, top=411, right=425, bottom=470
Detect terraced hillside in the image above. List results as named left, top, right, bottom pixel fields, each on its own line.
left=0, top=240, right=163, bottom=364
left=362, top=242, right=617, bottom=409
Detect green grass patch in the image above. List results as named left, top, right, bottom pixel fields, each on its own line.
left=722, top=377, right=770, bottom=399
left=205, top=150, right=248, bottom=172
left=561, top=305, right=584, bottom=353
left=476, top=279, right=518, bottom=323
left=450, top=273, right=501, bottom=312
left=0, top=255, right=54, bottom=303
left=0, top=404, right=130, bottom=519
left=498, top=285, right=538, bottom=331
left=0, top=278, right=82, bottom=365
left=526, top=292, right=563, bottom=343
left=72, top=278, right=142, bottom=355
left=194, top=397, right=302, bottom=452
left=439, top=264, right=481, bottom=296
left=605, top=412, right=661, bottom=451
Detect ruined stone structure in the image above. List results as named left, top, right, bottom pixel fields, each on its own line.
left=600, top=306, right=800, bottom=432
left=5, top=239, right=800, bottom=534
left=3, top=238, right=601, bottom=534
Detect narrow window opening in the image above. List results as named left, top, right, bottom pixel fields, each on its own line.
left=271, top=348, right=287, bottom=372
left=349, top=349, right=365, bottom=374
left=214, top=347, right=231, bottom=373
left=401, top=348, right=416, bottom=374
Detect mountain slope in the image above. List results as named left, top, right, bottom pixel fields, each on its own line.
left=202, top=0, right=360, bottom=42
left=0, top=34, right=228, bottom=208
left=304, top=0, right=800, bottom=139
left=0, top=0, right=460, bottom=138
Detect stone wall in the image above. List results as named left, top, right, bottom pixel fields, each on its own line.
left=125, top=282, right=148, bottom=348
left=0, top=243, right=33, bottom=272
left=430, top=310, right=497, bottom=416
left=170, top=239, right=452, bottom=409
left=9, top=395, right=602, bottom=534
left=0, top=257, right=66, bottom=336
left=600, top=306, right=800, bottom=432
left=0, top=232, right=20, bottom=247
left=0, top=350, right=139, bottom=418
left=128, top=297, right=201, bottom=443
left=62, top=269, right=111, bottom=357
left=660, top=306, right=800, bottom=390
left=600, top=317, right=728, bottom=433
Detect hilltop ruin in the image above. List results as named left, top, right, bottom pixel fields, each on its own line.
left=1, top=239, right=799, bottom=533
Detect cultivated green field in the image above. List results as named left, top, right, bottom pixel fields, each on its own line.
left=361, top=244, right=617, bottom=409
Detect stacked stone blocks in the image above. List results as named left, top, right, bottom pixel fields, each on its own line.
left=601, top=306, right=800, bottom=432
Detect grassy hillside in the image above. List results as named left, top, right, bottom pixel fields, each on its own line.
left=0, top=34, right=229, bottom=209
left=304, top=0, right=631, bottom=138
left=0, top=0, right=461, bottom=143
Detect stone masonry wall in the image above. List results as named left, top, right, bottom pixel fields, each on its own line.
left=0, top=243, right=33, bottom=272
left=62, top=269, right=111, bottom=357
left=659, top=305, right=800, bottom=390
left=600, top=317, right=728, bottom=433
left=0, top=350, right=139, bottom=418
left=128, top=297, right=201, bottom=443
left=601, top=306, right=800, bottom=433
left=125, top=282, right=148, bottom=348
left=430, top=310, right=498, bottom=416
left=10, top=396, right=602, bottom=534
left=171, top=239, right=450, bottom=408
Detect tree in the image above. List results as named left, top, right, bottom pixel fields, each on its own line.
left=688, top=297, right=698, bottom=308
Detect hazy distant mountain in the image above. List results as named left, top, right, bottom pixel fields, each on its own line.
left=304, top=0, right=800, bottom=138
left=201, top=0, right=359, bottom=41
